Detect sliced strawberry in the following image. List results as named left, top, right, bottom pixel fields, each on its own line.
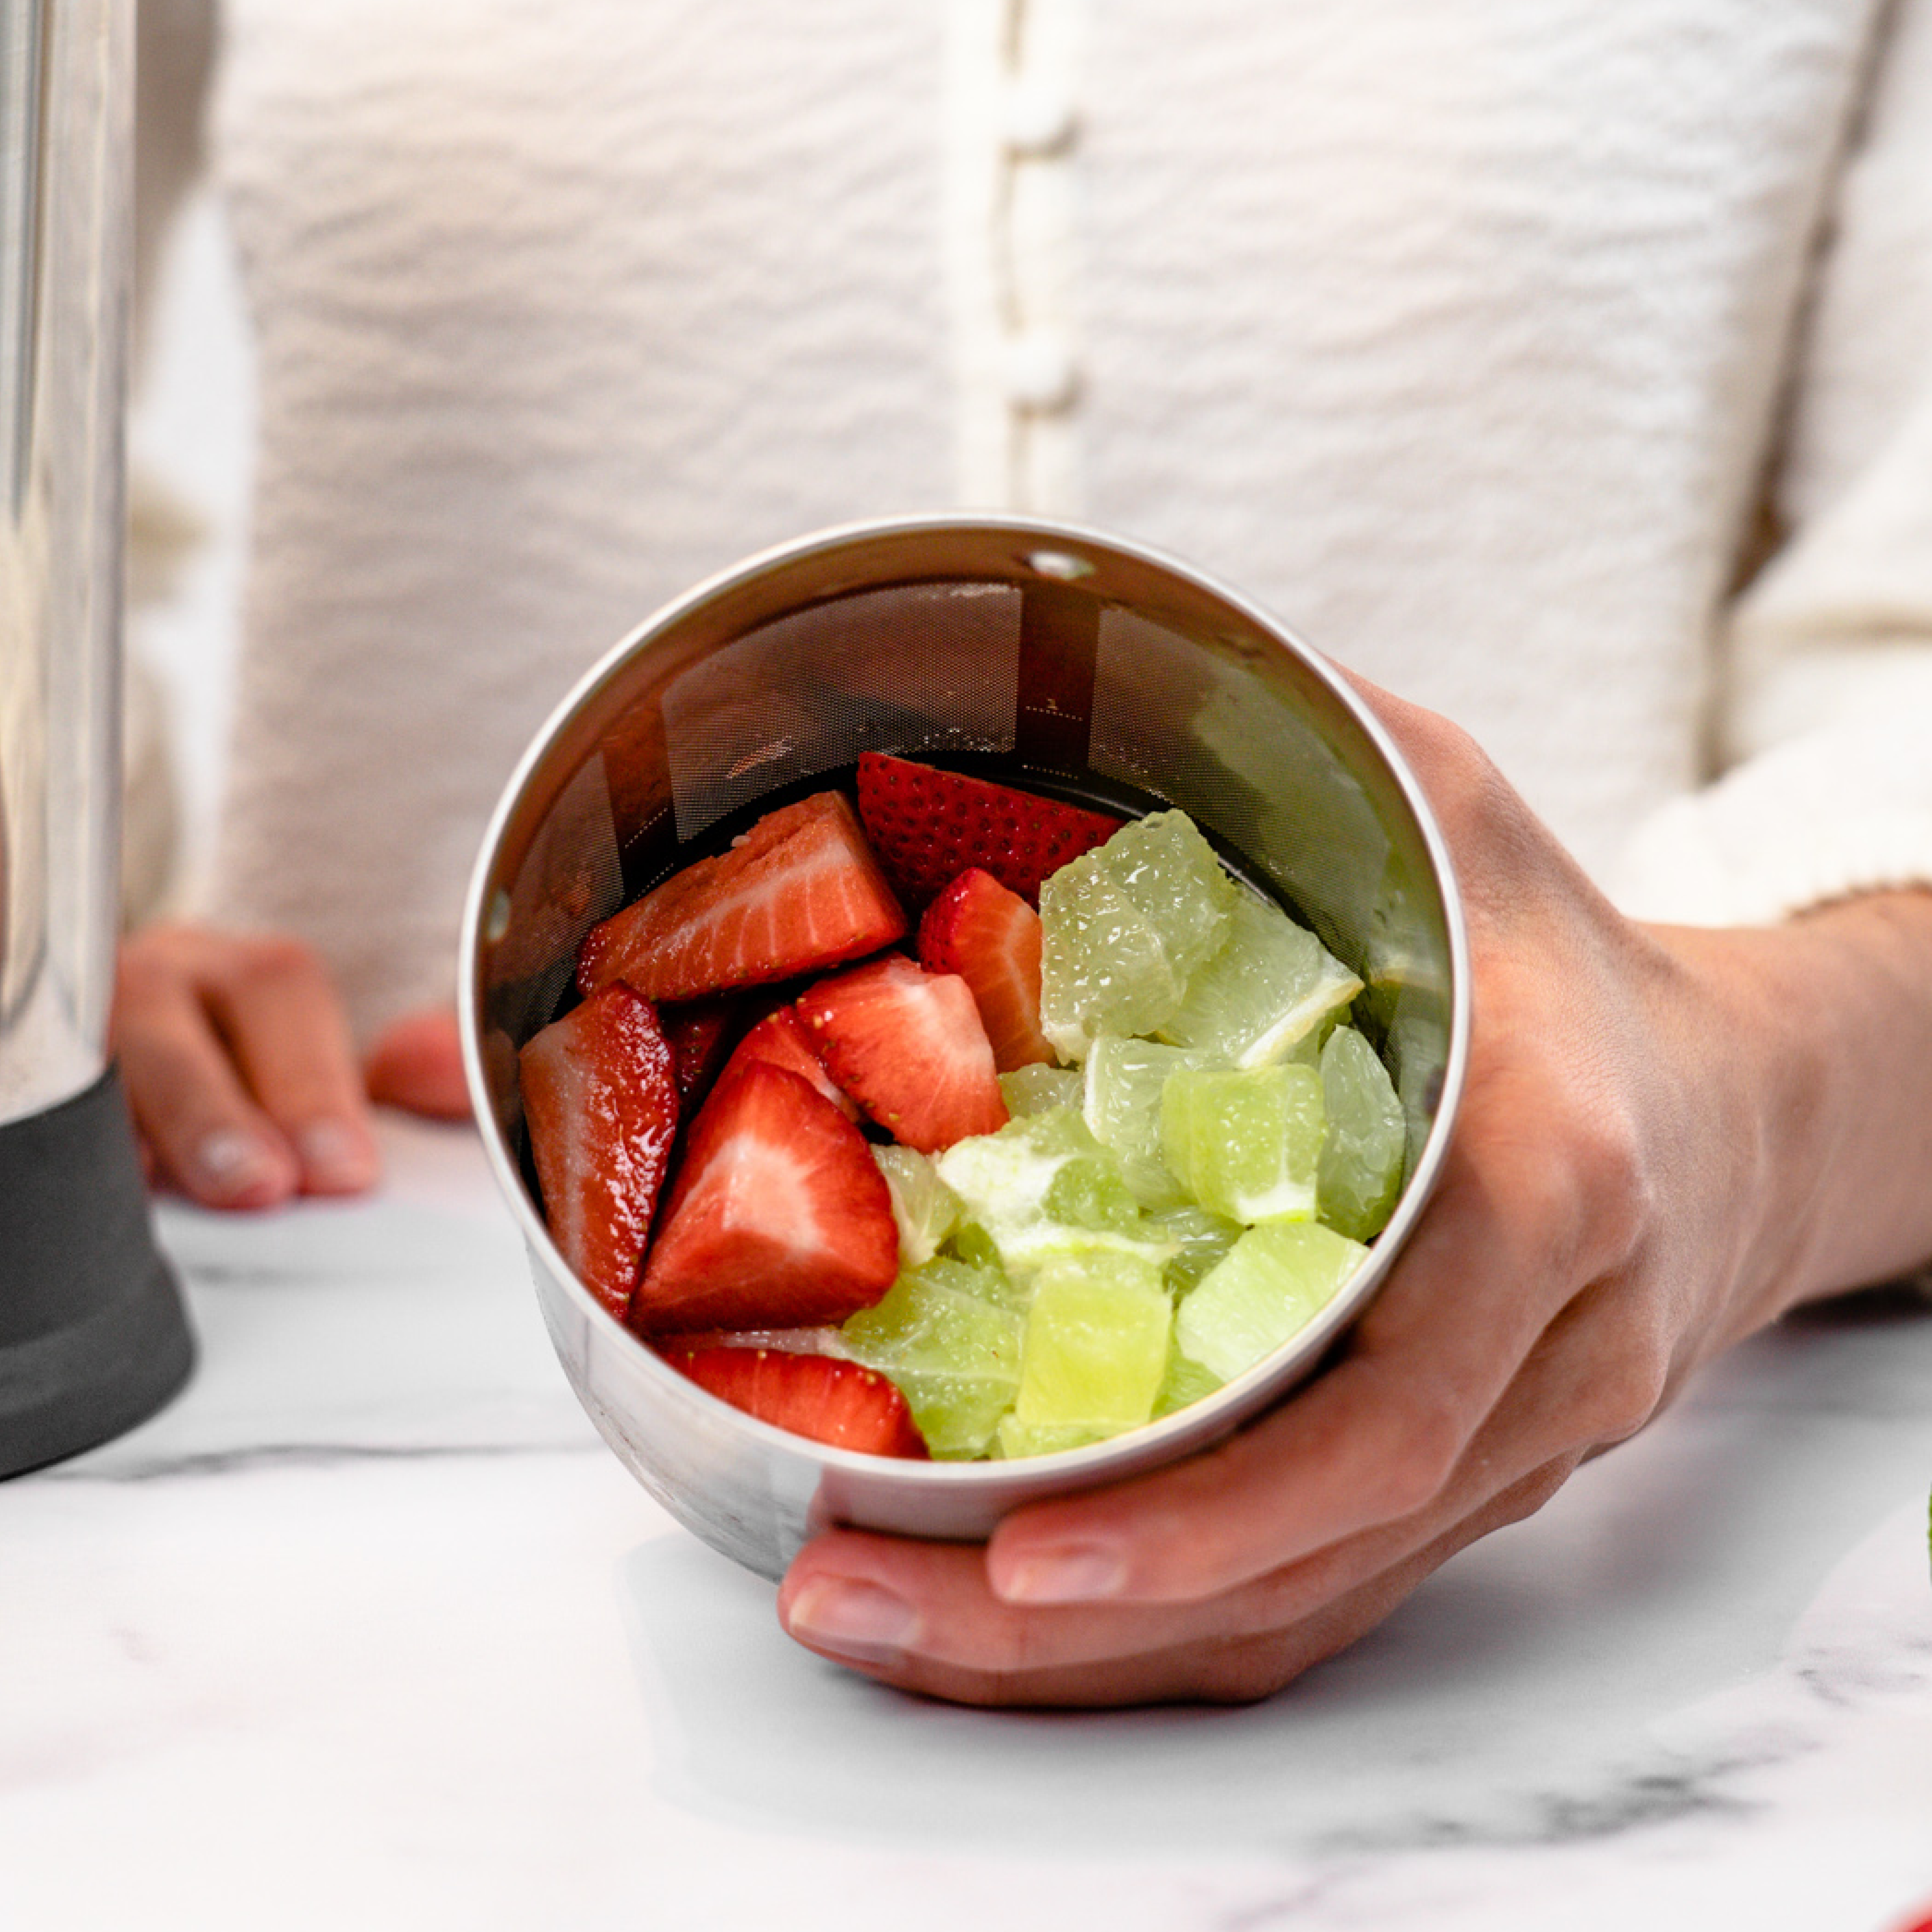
left=667, top=1348, right=928, bottom=1458
left=918, top=867, right=1056, bottom=1072
left=519, top=983, right=679, bottom=1321
left=577, top=791, right=906, bottom=1003
left=659, top=996, right=742, bottom=1116
left=630, top=1061, right=898, bottom=1334
left=718, top=1005, right=858, bottom=1120
left=855, top=753, right=1122, bottom=908
left=798, top=953, right=1009, bottom=1154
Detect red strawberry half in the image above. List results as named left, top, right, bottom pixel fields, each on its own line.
left=577, top=791, right=906, bottom=1004
left=667, top=1348, right=928, bottom=1458
left=918, top=867, right=1056, bottom=1072
left=519, top=983, right=680, bottom=1321
left=630, top=1060, right=898, bottom=1334
left=855, top=753, right=1122, bottom=908
left=659, top=996, right=743, bottom=1116
left=718, top=1006, right=857, bottom=1120
left=798, top=953, right=1009, bottom=1154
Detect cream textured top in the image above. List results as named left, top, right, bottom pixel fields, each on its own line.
left=202, top=0, right=1932, bottom=1036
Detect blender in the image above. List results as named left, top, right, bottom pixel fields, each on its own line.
left=1, top=0, right=193, bottom=1476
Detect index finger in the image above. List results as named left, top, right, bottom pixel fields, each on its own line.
left=195, top=934, right=382, bottom=1195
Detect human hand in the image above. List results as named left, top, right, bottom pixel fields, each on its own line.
left=113, top=922, right=470, bottom=1209
left=776, top=680, right=1932, bottom=1706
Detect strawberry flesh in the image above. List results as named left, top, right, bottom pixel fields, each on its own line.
left=519, top=983, right=680, bottom=1321
left=718, top=1005, right=858, bottom=1120
left=667, top=1347, right=928, bottom=1458
left=577, top=791, right=906, bottom=1004
left=798, top=953, right=1009, bottom=1154
left=855, top=753, right=1121, bottom=908
left=659, top=997, right=743, bottom=1116
left=918, top=867, right=1056, bottom=1072
left=630, top=1060, right=899, bottom=1334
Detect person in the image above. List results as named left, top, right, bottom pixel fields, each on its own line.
left=119, top=0, right=1932, bottom=1705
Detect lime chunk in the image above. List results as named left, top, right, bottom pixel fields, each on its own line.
left=936, top=1226, right=1031, bottom=1312
left=1043, top=1154, right=1145, bottom=1236
left=1150, top=1204, right=1244, bottom=1297
left=1159, top=885, right=1363, bottom=1067
left=995, top=1418, right=1112, bottom=1459
left=1098, top=811, right=1240, bottom=976
left=935, top=1108, right=1179, bottom=1276
left=1152, top=1341, right=1225, bottom=1419
left=872, top=1145, right=963, bottom=1268
left=1000, top=1064, right=1083, bottom=1117
left=1038, top=810, right=1237, bottom=1061
left=1003, top=1250, right=1171, bottom=1453
left=1175, top=1221, right=1368, bottom=1382
left=1160, top=1064, right=1325, bottom=1223
left=841, top=1258, right=1024, bottom=1458
left=1082, top=1035, right=1219, bottom=1210
left=1317, top=1024, right=1407, bottom=1241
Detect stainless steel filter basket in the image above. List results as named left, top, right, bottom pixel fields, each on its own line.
left=461, top=516, right=1469, bottom=1581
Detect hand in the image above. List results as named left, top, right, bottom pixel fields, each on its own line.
left=113, top=922, right=470, bottom=1210
left=776, top=681, right=1932, bottom=1706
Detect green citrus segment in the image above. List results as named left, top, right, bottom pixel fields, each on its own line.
left=1042, top=1154, right=1145, bottom=1236
left=935, top=1228, right=1031, bottom=1312
left=1316, top=1023, right=1408, bottom=1241
left=1158, top=885, right=1362, bottom=1067
left=995, top=1417, right=1112, bottom=1459
left=999, top=1064, right=1083, bottom=1117
left=1175, top=1221, right=1368, bottom=1382
left=1150, top=1204, right=1245, bottom=1297
left=1038, top=863, right=1179, bottom=1058
left=1152, top=1341, right=1225, bottom=1419
left=1096, top=810, right=1240, bottom=976
left=839, top=1259, right=1024, bottom=1458
left=1037, top=810, right=1237, bottom=1061
left=1081, top=1034, right=1219, bottom=1209
left=1003, top=1250, right=1172, bottom=1451
left=943, top=1218, right=1005, bottom=1272
left=872, top=1145, right=963, bottom=1268
left=1160, top=1064, right=1325, bottom=1223
left=934, top=1108, right=1179, bottom=1276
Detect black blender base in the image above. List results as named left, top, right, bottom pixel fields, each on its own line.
left=0, top=1067, right=195, bottom=1478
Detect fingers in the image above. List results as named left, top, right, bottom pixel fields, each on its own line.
left=202, top=937, right=378, bottom=1188
left=114, top=924, right=381, bottom=1208
left=781, top=1458, right=1577, bottom=1708
left=779, top=1251, right=1676, bottom=1709
left=365, top=1008, right=472, bottom=1120
left=114, top=941, right=302, bottom=1208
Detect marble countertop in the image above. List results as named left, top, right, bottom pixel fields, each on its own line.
left=8, top=1114, right=1932, bottom=1932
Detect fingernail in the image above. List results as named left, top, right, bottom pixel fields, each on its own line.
left=195, top=1128, right=282, bottom=1199
left=298, top=1119, right=379, bottom=1192
left=994, top=1542, right=1127, bottom=1604
left=784, top=1578, right=919, bottom=1664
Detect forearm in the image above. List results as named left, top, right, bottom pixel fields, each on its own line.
left=1662, top=889, right=1932, bottom=1332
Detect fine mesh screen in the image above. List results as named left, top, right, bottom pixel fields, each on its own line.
left=660, top=582, right=1023, bottom=842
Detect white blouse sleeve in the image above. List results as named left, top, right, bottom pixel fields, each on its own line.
left=1611, top=0, right=1932, bottom=926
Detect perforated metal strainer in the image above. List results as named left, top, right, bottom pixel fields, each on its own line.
left=461, top=516, right=1469, bottom=1581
